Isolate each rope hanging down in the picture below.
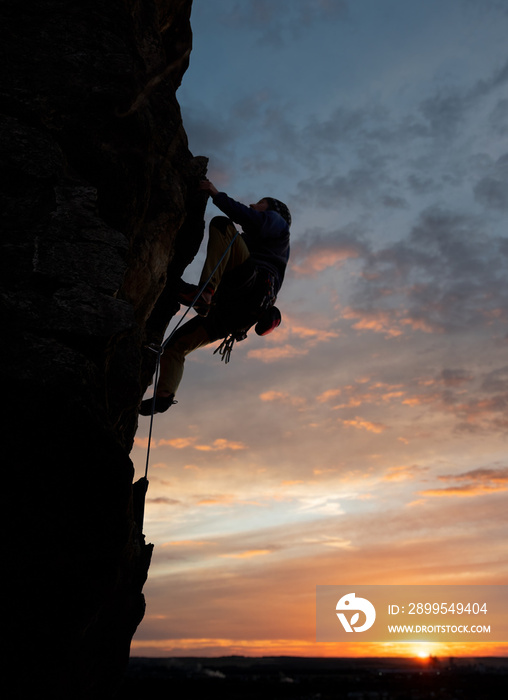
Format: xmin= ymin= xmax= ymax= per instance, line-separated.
xmin=140 ymin=228 xmax=241 ymax=525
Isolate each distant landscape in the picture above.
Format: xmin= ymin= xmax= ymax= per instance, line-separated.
xmin=117 ymin=656 xmax=508 ymax=699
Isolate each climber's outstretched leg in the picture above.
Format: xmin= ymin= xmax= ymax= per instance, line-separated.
xmin=139 ymin=316 xmax=213 ymax=415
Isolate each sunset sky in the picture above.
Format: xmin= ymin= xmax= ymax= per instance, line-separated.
xmin=131 ymin=0 xmax=508 ymax=658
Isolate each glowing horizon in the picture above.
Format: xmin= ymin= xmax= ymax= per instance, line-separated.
xmin=131 ymin=636 xmax=508 ymax=660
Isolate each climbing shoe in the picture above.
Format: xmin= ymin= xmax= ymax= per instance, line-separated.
xmin=139 ymin=393 xmax=176 ymax=416
xmin=178 ymin=282 xmax=214 ymax=316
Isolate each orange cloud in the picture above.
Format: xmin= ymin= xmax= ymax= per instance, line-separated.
xmin=289 ymin=324 xmax=339 ymax=345
xmin=342 ymin=307 xmax=439 ymax=337
xmin=154 ymin=436 xmax=246 ymax=451
xmin=342 ymin=307 xmax=403 ymax=337
xmin=318 ymin=381 xmax=410 ymax=411
xmin=342 ymin=416 xmax=388 ymax=433
xmin=333 ymin=397 xmax=365 ymax=408
xmin=194 ymin=438 xmax=246 ymax=451
xmin=382 ymin=391 xmax=405 ymax=401
xmin=248 ymin=344 xmax=309 ymax=362
xmin=158 ymin=436 xmax=197 ymax=449
xmin=263 ymin=314 xmax=339 ymax=345
xmin=247 ymin=315 xmax=338 ymax=363
xmin=259 ymin=390 xmax=306 ymax=408
xmin=292 ymin=247 xmax=361 ymax=276
xmin=220 ymin=549 xmax=273 ymax=559
xmin=192 ymin=494 xmax=263 ymax=508
xmin=162 ymin=540 xmax=211 ymax=548
xmin=196 ymin=494 xmax=237 ymax=506
xmin=420 ymin=484 xmax=507 ymax=497
xmin=383 ymin=465 xmax=427 ymax=482
xmin=260 ymin=390 xmax=286 ymax=402
xmin=400 ymin=316 xmax=439 ymax=334
xmin=316 ymin=388 xmax=342 ymax=403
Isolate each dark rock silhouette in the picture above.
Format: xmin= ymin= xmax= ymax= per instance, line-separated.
xmin=1 ymin=1 xmax=206 ymax=697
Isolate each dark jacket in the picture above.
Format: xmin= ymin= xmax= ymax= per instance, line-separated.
xmin=212 ymin=192 xmax=290 ymax=294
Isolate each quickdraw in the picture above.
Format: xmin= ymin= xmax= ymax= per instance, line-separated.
xmin=213 ymin=329 xmax=248 ymax=364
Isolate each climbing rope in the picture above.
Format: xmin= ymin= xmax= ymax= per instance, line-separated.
xmin=139 ymin=228 xmax=241 ymax=528
xmin=143 ymin=344 xmax=162 ymax=481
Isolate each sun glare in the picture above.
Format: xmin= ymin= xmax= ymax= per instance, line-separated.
xmin=411 ymin=644 xmax=434 ymax=660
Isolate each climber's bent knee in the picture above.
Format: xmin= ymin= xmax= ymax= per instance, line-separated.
xmin=210 ymin=216 xmax=237 ymax=238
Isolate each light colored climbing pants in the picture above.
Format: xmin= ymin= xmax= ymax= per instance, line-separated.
xmin=198 ymin=216 xmax=250 ymax=291
xmin=157 ymin=320 xmax=210 ymax=396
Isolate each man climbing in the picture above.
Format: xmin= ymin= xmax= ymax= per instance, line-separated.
xmin=139 ymin=179 xmax=291 ymax=415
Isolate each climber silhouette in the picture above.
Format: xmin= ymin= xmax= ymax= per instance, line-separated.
xmin=140 ymin=178 xmax=291 ymax=414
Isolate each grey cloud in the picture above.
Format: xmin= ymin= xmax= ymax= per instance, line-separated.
xmin=349 ymin=206 xmax=508 ymax=333
xmin=419 ymin=89 xmax=467 ymax=140
xmin=296 ymin=165 xmax=396 ymax=209
xmin=421 ymin=466 xmax=508 ymax=495
xmin=407 ymin=173 xmax=437 ymax=195
xmin=381 ymin=194 xmax=407 ymax=209
xmin=181 ymin=91 xmax=301 ymax=182
xmin=291 ymin=58 xmax=508 ymax=213
xmin=299 ymin=105 xmax=429 ymax=169
xmin=224 ymin=0 xmax=349 ymax=47
xmin=418 ymin=58 xmax=508 ymax=141
xmin=147 ymin=497 xmax=181 ymax=506
xmin=291 ymin=62 xmax=508 ymax=211
xmin=181 ymin=102 xmax=238 ymax=155
xmin=183 ymin=56 xmax=508 ymax=213
xmin=301 ymin=105 xmax=389 ymax=153
xmin=438 ymin=467 xmax=508 ymax=483
xmin=473 ymin=57 xmax=508 ymax=96
xmin=489 ymin=98 xmax=508 ymax=136
xmin=481 ymin=366 xmax=508 ymax=393
xmin=473 ymin=153 xmax=508 ymax=211
xmin=440 ymin=369 xmax=474 ymax=387
xmin=461 ymin=0 xmax=508 ymax=18
xmin=374 ymin=364 xmax=508 ymax=436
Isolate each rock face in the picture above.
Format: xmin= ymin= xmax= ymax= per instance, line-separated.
xmin=1 ymin=1 xmax=206 ymax=696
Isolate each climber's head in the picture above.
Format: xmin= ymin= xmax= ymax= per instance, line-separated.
xmin=250 ymin=197 xmax=291 ymax=227
xmin=265 ymin=197 xmax=291 ymax=227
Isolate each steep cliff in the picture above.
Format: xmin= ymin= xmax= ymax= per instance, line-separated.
xmin=1 ymin=1 xmax=206 ymax=697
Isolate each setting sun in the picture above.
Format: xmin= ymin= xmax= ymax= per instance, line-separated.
xmin=414 ymin=647 xmax=432 ymax=659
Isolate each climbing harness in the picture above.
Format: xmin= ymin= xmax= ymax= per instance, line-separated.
xmin=213 ymin=273 xmax=280 ymax=364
